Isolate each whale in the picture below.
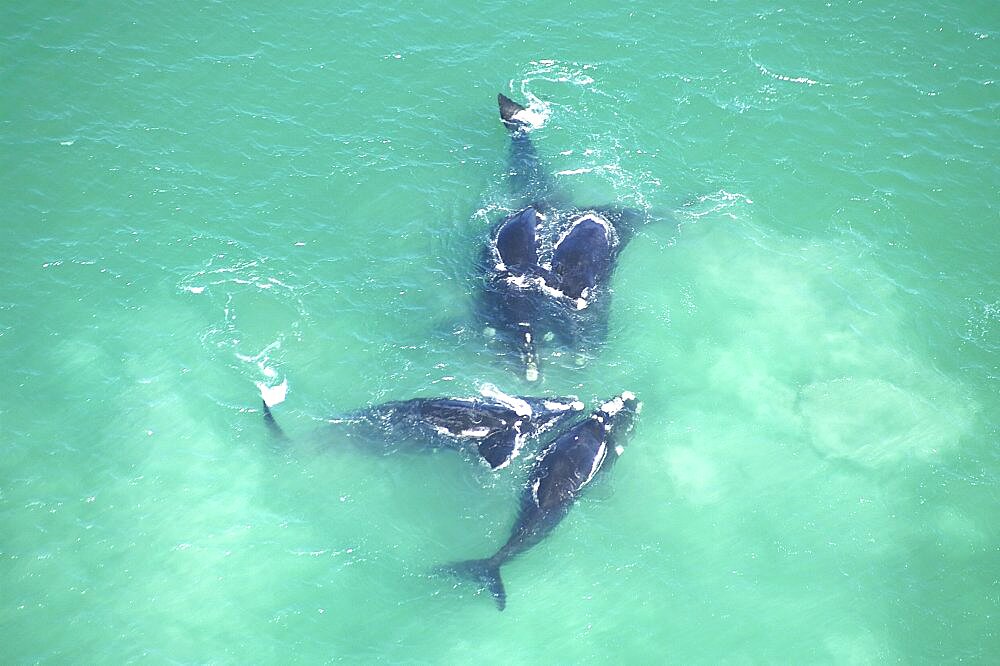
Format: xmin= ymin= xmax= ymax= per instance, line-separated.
xmin=262 ymin=384 xmax=584 ymax=470
xmin=441 ymin=390 xmax=640 ymax=609
xmin=477 ymin=94 xmax=649 ymax=380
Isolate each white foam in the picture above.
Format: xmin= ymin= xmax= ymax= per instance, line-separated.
xmin=479 ymin=384 xmax=533 ymax=417
xmin=510 ymin=103 xmax=549 ymax=130
xmin=525 ymin=364 xmax=539 ymax=382
xmin=599 ymin=391 xmax=635 ymax=416
xmin=600 ymin=396 xmax=623 ymax=415
xmin=552 ymin=212 xmax=616 ymax=252
xmin=257 ymin=378 xmax=288 ymax=407
xmin=504 ymin=273 xmax=583 ymax=308
xmin=543 ymin=399 xmax=584 ymax=412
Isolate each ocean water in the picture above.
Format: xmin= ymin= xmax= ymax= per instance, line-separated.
xmin=2 ymin=1 xmax=997 ymax=663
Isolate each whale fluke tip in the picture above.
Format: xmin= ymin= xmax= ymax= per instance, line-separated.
xmin=440 ymin=558 xmax=507 ymax=611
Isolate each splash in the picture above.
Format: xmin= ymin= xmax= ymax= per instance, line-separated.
xmin=256 ymin=377 xmax=288 ymax=408
xmin=179 ymin=247 xmax=307 ymax=410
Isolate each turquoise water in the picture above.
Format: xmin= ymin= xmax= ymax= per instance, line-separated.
xmin=2 ymin=1 xmax=998 ymax=662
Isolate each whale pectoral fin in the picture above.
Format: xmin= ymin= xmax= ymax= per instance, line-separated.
xmin=498 ymin=93 xmax=528 ymax=129
xmin=477 ymin=430 xmax=518 ymax=470
xmin=495 ymin=207 xmax=539 ymax=268
xmin=262 ymin=400 xmax=289 ymax=442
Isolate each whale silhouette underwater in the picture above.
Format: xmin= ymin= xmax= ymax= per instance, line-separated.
xmin=257 ymin=92 xmax=652 ymax=611
xmin=476 ymin=93 xmax=653 ymax=381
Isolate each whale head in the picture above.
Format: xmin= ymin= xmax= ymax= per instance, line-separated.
xmin=596 ymin=391 xmax=641 ymax=456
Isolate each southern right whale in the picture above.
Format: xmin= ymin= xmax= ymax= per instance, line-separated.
xmin=441 ymin=390 xmax=640 ymax=609
xmin=477 ymin=94 xmax=650 ymax=381
xmin=262 ymin=384 xmax=584 ymax=471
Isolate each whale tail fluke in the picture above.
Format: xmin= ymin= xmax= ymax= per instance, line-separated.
xmin=262 ymin=400 xmax=289 ymax=441
xmin=498 ymin=93 xmax=528 ymax=131
xmin=441 ymin=558 xmax=507 ymax=611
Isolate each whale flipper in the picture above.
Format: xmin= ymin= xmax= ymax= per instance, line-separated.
xmin=477 ymin=430 xmax=518 ymax=470
xmin=443 ymin=558 xmax=507 ymax=611
xmin=498 ymin=93 xmax=528 ymax=130
xmin=262 ymin=400 xmax=289 ymax=441
xmin=495 ymin=206 xmax=539 ymax=269
xmin=551 ymin=216 xmax=613 ymax=300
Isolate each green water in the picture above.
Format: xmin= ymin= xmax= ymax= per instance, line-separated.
xmin=2 ymin=1 xmax=997 ymax=663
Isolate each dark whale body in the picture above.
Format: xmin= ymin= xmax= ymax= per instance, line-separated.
xmin=263 ymin=387 xmax=583 ymax=470
xmin=442 ymin=391 xmax=640 ymax=609
xmin=477 ymin=94 xmax=648 ymax=380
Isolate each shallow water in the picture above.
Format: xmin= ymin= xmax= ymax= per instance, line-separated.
xmin=2 ymin=2 xmax=998 ymax=663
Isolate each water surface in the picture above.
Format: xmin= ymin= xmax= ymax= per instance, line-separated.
xmin=2 ymin=2 xmax=997 ymax=663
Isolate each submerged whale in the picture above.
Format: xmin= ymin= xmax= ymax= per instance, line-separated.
xmin=477 ymin=94 xmax=648 ymax=381
xmin=441 ymin=390 xmax=640 ymax=609
xmin=262 ymin=385 xmax=584 ymax=470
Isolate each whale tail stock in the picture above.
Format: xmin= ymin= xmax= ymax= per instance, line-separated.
xmin=498 ymin=93 xmax=528 ymax=131
xmin=440 ymin=558 xmax=507 ymax=611
xmin=261 ymin=400 xmax=289 ymax=441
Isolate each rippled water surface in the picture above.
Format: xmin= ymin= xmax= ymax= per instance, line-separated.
xmin=2 ymin=2 xmax=998 ymax=663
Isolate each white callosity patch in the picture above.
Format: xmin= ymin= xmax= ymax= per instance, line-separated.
xmin=525 ymin=364 xmax=539 ymax=382
xmin=433 ymin=425 xmax=491 ymax=439
xmin=543 ymin=399 xmax=584 ymax=413
xmin=599 ymin=391 xmax=635 ymax=416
